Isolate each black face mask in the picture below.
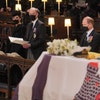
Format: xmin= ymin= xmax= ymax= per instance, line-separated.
xmin=29 ymin=15 xmax=36 ymax=21
xmin=13 ymin=20 xmax=19 ymax=24
xmin=81 ymin=26 xmax=89 ymax=32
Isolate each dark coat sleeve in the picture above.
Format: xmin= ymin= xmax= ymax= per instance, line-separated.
xmin=90 ymin=33 xmax=100 ymax=52
xmin=79 ymin=30 xmax=100 ymax=53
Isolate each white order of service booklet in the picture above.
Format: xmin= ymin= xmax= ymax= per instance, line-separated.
xmin=8 ymin=36 xmax=28 ymax=45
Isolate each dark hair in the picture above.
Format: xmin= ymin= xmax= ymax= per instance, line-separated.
xmin=12 ymin=11 xmax=21 ymax=17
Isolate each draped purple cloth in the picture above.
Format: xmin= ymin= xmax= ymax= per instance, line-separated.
xmin=12 ymin=86 xmax=19 ymax=100
xmin=12 ymin=54 xmax=51 ymax=100
xmin=32 ymin=54 xmax=51 ymax=100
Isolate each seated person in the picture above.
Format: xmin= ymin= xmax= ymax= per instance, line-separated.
xmin=8 ymin=11 xmax=27 ymax=58
xmin=80 ymin=16 xmax=100 ymax=53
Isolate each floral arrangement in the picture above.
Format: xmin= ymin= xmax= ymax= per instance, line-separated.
xmin=47 ymin=39 xmax=78 ymax=56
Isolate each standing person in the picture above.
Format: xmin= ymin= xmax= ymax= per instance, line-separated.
xmin=8 ymin=11 xmax=27 ymax=58
xmin=22 ymin=7 xmax=47 ymax=60
xmin=80 ymin=16 xmax=100 ymax=52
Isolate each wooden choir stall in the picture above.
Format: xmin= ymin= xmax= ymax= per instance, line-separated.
xmin=0 ymin=52 xmax=35 ymax=99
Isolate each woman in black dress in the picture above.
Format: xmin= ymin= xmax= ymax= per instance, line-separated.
xmin=9 ymin=11 xmax=27 ymax=58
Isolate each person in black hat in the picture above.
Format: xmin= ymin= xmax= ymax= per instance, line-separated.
xmin=8 ymin=10 xmax=27 ymax=58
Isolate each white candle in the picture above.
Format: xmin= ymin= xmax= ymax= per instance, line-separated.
xmin=18 ymin=0 xmax=20 ymax=4
xmin=42 ymin=0 xmax=47 ymax=2
xmin=58 ymin=2 xmax=60 ymax=14
xmin=56 ymin=0 xmax=62 ymax=2
xmin=43 ymin=2 xmax=46 ymax=13
xmin=56 ymin=0 xmax=62 ymax=14
xmin=30 ymin=1 xmax=32 ymax=8
xmin=42 ymin=0 xmax=47 ymax=14
xmin=29 ymin=0 xmax=34 ymax=8
xmin=6 ymin=0 xmax=8 ymax=8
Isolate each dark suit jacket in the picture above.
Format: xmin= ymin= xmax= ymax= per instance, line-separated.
xmin=80 ymin=30 xmax=100 ymax=52
xmin=25 ymin=20 xmax=47 ymax=60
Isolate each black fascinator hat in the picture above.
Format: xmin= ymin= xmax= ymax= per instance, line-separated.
xmin=12 ymin=10 xmax=21 ymax=17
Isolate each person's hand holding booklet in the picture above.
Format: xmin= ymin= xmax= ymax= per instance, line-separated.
xmin=8 ymin=36 xmax=29 ymax=45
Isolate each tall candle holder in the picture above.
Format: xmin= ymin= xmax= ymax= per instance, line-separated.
xmin=56 ymin=0 xmax=62 ymax=15
xmin=29 ymin=0 xmax=34 ymax=8
xmin=42 ymin=0 xmax=47 ymax=15
xmin=16 ymin=0 xmax=20 ymax=4
xmin=64 ymin=19 xmax=71 ymax=39
xmin=48 ymin=17 xmax=55 ymax=37
xmin=6 ymin=0 xmax=8 ymax=9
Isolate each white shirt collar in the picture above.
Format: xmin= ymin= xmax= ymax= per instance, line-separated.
xmin=32 ymin=18 xmax=38 ymax=26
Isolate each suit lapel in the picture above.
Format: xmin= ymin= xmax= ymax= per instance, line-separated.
xmin=28 ymin=20 xmax=39 ymax=40
xmin=80 ymin=30 xmax=95 ymax=46
xmin=80 ymin=32 xmax=87 ymax=46
xmin=88 ymin=30 xmax=94 ymax=37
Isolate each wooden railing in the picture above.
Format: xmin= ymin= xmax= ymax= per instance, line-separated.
xmin=0 ymin=53 xmax=35 ymax=99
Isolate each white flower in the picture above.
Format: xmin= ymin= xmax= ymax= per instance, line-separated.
xmin=47 ymin=39 xmax=78 ymax=56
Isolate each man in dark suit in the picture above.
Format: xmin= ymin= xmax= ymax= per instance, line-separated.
xmin=22 ymin=7 xmax=47 ymax=60
xmin=80 ymin=16 xmax=100 ymax=52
